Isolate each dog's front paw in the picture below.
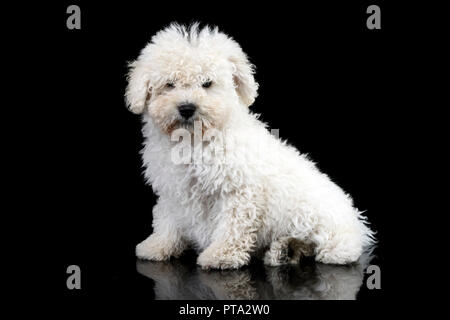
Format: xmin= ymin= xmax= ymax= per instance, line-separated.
xmin=136 ymin=235 xmax=172 ymax=261
xmin=197 ymin=246 xmax=249 ymax=270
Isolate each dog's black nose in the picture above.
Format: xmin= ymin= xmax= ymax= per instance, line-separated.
xmin=178 ymin=103 xmax=196 ymax=119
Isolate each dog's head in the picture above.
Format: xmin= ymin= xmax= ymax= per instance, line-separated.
xmin=125 ymin=23 xmax=258 ymax=134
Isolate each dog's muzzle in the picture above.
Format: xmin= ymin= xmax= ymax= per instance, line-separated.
xmin=178 ymin=103 xmax=197 ymax=119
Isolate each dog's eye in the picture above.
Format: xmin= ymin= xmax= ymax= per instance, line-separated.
xmin=202 ymin=81 xmax=212 ymax=88
xmin=165 ymin=82 xmax=175 ymax=89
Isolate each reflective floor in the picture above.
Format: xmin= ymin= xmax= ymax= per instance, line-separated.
xmin=136 ymin=249 xmax=375 ymax=300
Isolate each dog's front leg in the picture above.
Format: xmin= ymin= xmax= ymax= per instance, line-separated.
xmin=136 ymin=200 xmax=187 ymax=261
xmin=197 ymin=196 xmax=260 ymax=270
xmin=136 ymin=232 xmax=186 ymax=261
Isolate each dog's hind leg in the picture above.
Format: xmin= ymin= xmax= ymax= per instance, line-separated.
xmin=314 ymin=233 xmax=363 ymax=265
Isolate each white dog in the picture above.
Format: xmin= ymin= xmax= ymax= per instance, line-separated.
xmin=126 ymin=23 xmax=375 ymax=269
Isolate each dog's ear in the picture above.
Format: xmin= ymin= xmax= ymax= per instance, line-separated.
xmin=125 ymin=60 xmax=151 ymax=114
xmin=228 ymin=44 xmax=259 ymax=107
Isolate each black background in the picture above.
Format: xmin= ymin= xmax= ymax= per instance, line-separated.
xmin=13 ymin=0 xmax=422 ymax=314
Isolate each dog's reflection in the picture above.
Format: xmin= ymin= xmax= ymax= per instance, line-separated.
xmin=136 ymin=251 xmax=373 ymax=300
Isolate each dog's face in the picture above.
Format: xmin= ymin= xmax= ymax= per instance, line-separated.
xmin=126 ymin=24 xmax=259 ymax=134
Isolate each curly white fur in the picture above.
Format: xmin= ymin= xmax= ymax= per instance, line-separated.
xmin=126 ymin=23 xmax=375 ymax=269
